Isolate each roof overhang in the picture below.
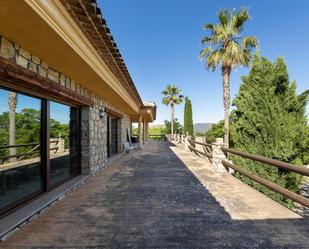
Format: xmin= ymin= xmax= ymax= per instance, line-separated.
xmin=0 ymin=0 xmax=141 ymax=115
xmin=131 ymin=102 xmax=157 ymax=123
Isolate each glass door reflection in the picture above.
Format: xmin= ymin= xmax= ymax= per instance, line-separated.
xmin=49 ymin=101 xmax=80 ymax=187
xmin=0 ymin=88 xmax=43 ymax=213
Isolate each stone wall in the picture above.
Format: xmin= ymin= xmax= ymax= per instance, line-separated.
xmin=82 ymin=97 xmax=131 ymax=175
xmin=0 ymin=35 xmax=131 ymax=176
xmin=0 ymin=36 xmax=91 ymax=99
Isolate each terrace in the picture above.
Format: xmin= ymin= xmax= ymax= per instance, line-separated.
xmin=0 ymin=140 xmax=308 ymax=248
xmin=0 ymin=0 xmax=308 ymax=247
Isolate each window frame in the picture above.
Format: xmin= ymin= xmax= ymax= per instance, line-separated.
xmin=0 ymin=85 xmax=81 ymax=217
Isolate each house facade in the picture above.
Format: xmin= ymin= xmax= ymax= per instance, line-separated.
xmin=0 ymin=0 xmax=156 ymax=231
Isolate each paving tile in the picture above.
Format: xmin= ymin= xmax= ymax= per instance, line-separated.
xmin=1 ymin=141 xmax=308 ymax=248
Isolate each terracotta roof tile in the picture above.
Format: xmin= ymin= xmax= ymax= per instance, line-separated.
xmin=61 ymin=0 xmax=143 ymax=107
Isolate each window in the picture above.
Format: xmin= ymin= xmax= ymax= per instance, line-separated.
xmin=0 ymin=87 xmax=80 ymax=215
xmin=0 ymin=89 xmax=43 ymax=213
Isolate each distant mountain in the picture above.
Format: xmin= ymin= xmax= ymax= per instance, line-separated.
xmin=194 ymin=123 xmax=213 ymax=134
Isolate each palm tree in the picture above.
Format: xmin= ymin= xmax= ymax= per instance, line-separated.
xmin=200 ymin=8 xmax=257 ymax=147
xmin=162 ymin=85 xmax=184 ymax=137
xmin=9 ymin=92 xmax=17 ymax=162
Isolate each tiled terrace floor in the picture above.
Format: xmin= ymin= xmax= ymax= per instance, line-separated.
xmin=1 ymin=141 xmax=309 ymax=248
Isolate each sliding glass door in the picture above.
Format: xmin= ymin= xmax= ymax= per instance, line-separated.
xmin=0 ymin=88 xmax=43 ymax=214
xmin=0 ymin=87 xmax=80 ymax=216
xmin=49 ymin=101 xmax=80 ymax=187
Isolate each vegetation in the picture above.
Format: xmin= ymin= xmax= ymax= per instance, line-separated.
xmin=132 ymin=127 xmax=138 ymax=136
xmin=230 ymin=53 xmax=309 ymax=207
xmin=0 ymin=108 xmax=69 ymax=162
xmin=164 ymin=119 xmax=183 ymax=134
xmin=200 ymin=8 xmax=257 ymax=147
xmin=162 ymin=85 xmax=184 ymax=136
xmin=204 ymin=120 xmax=224 ymax=142
xmin=132 ymin=125 xmax=165 ymax=136
xmin=148 ymin=125 xmax=165 ymax=135
xmin=183 ymin=97 xmax=194 ymax=136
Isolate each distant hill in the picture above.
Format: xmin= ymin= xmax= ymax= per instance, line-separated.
xmin=194 ymin=123 xmax=213 ymax=134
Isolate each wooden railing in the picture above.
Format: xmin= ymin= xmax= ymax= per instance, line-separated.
xmin=183 ymin=138 xmax=309 ymax=208
xmin=148 ymin=134 xmax=166 ymax=141
xmin=0 ymin=139 xmax=64 ymax=164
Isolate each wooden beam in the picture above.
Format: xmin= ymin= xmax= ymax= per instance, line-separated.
xmin=105 ymin=107 xmax=123 ymax=118
xmin=0 ymin=57 xmax=93 ymax=107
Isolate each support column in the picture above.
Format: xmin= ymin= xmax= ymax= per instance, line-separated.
xmin=146 ymin=122 xmax=149 ymax=141
xmin=129 ymin=122 xmax=133 ymax=144
xmin=143 ymin=120 xmax=147 ymax=144
xmin=138 ymin=115 xmax=143 ymax=148
xmin=130 ymin=122 xmax=133 ymax=135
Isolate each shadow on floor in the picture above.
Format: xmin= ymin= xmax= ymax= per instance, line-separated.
xmin=1 ymin=141 xmax=308 ymax=248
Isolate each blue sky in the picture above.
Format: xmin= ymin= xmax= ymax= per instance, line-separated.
xmin=99 ymin=0 xmax=309 ymax=125
xmin=0 ymin=90 xmax=70 ymax=124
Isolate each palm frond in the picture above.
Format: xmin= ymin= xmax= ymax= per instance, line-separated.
xmin=206 ymin=50 xmax=222 ymax=70
xmin=240 ymin=49 xmax=252 ymax=66
xmin=162 ymin=97 xmax=170 ymax=105
xmin=201 ymin=8 xmax=256 ymax=69
xmin=231 ymin=8 xmax=249 ymax=32
xmin=218 ymin=9 xmax=230 ymax=26
xmin=204 ymin=23 xmax=214 ymax=31
xmin=201 ymin=36 xmax=213 ymax=44
xmin=242 ymin=36 xmax=258 ymax=49
xmin=161 ymin=85 xmax=184 ymax=107
xmin=174 ymin=95 xmax=184 ymax=104
xmin=200 ymin=47 xmax=213 ymax=59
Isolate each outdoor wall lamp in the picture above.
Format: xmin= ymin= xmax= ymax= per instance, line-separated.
xmin=99 ymin=108 xmax=105 ymax=119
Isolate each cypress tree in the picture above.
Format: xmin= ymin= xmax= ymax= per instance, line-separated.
xmin=231 ymin=53 xmax=309 ymax=207
xmin=183 ymin=97 xmax=189 ymax=134
xmin=187 ymin=98 xmax=194 ymax=136
xmin=184 ymin=97 xmax=194 ymax=136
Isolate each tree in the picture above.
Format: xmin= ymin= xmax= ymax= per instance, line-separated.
xmin=183 ymin=97 xmax=194 ymax=136
xmin=8 ymin=92 xmax=17 ymax=162
xmin=231 ymin=53 xmax=309 ymax=207
xmin=200 ymin=8 xmax=257 ymax=147
xmin=0 ymin=112 xmax=9 ymax=160
xmin=148 ymin=125 xmax=165 ymax=135
xmin=164 ymin=119 xmax=183 ymax=135
xmin=162 ymin=85 xmax=184 ymax=136
xmin=0 ymin=108 xmax=69 ymax=162
xmin=204 ymin=120 xmax=224 ymax=142
xmin=132 ymin=127 xmax=138 ymax=136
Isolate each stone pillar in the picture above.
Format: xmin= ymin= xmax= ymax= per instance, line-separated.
xmin=195 ymin=136 xmax=205 ymax=151
xmin=57 ymin=138 xmax=65 ymax=153
xmin=138 ymin=115 xmax=143 ymax=148
xmin=145 ymin=122 xmax=149 ymax=142
xmin=178 ymin=135 xmax=182 ymax=143
xmin=130 ymin=122 xmax=133 ymax=136
xmin=143 ymin=120 xmax=147 ymax=144
xmin=81 ymin=107 xmax=91 ymax=175
xmin=211 ymin=138 xmax=228 ymax=172
xmin=184 ymin=135 xmax=191 ymax=152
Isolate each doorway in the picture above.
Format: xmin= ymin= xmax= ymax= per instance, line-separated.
xmin=107 ymin=116 xmax=118 ymax=157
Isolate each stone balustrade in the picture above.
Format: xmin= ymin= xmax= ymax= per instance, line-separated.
xmin=170 ymin=134 xmax=231 ymax=173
